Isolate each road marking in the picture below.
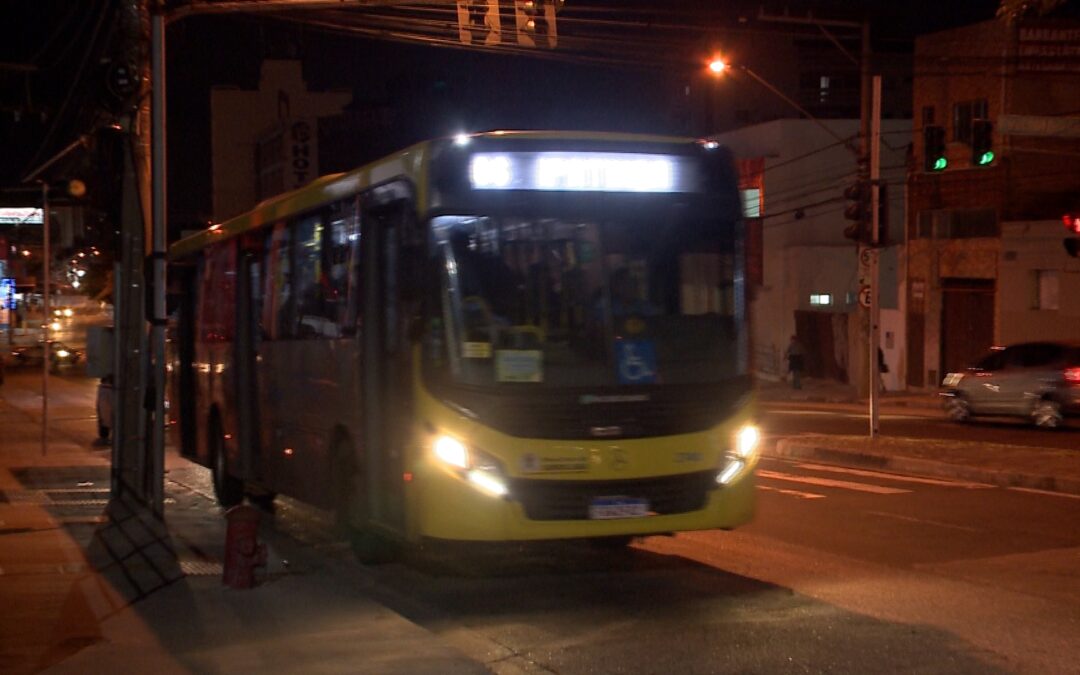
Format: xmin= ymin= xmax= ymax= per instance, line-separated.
xmin=757 ymin=485 xmax=826 ymax=500
xmin=866 ymin=510 xmax=980 ymax=532
xmin=1007 ymin=487 xmax=1080 ymax=500
xmin=757 ymin=469 xmax=911 ymax=494
xmin=794 ymin=463 xmax=995 ymax=489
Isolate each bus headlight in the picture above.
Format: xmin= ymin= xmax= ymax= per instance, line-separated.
xmin=434 ymin=435 xmax=469 ymax=469
xmin=717 ymin=424 xmax=760 ymax=485
xmin=432 ymin=435 xmax=509 ymax=498
xmin=735 ymin=424 xmax=761 ymax=459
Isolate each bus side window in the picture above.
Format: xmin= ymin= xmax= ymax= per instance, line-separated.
xmin=292 ymin=213 xmax=332 ymax=338
xmin=262 ymin=222 xmax=291 ymax=341
xmin=328 ymin=197 xmax=361 ymax=336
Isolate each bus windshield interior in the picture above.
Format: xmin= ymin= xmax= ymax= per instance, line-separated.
xmin=425 ymin=208 xmax=744 ymax=389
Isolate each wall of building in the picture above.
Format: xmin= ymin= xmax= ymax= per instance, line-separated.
xmin=906 ymin=18 xmax=1080 ymax=387
xmin=999 ymin=220 xmax=1080 ymax=343
xmin=715 ymin=118 xmax=911 ymax=382
xmin=210 ymin=60 xmax=351 ymax=222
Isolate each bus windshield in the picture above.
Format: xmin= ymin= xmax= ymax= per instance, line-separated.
xmin=425 ymin=208 xmax=744 ymax=390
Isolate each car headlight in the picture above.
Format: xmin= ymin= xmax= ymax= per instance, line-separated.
xmin=432 ymin=435 xmax=508 ymax=497
xmin=942 ymin=372 xmax=965 ymax=387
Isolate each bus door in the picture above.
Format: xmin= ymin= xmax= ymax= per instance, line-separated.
xmin=361 ymin=193 xmax=419 ymax=533
xmin=173 ymin=266 xmax=198 ymax=459
xmin=235 ymin=246 xmax=262 ymax=484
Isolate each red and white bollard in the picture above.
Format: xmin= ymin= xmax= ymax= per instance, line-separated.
xmin=222 ymin=504 xmax=267 ymax=589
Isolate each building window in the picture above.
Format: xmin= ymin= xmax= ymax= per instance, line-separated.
xmin=810 ymin=293 xmax=832 ymax=306
xmin=1033 ymin=270 xmax=1060 ymax=310
xmin=740 ymin=188 xmax=761 ymax=218
xmin=953 ymin=98 xmax=988 ymax=143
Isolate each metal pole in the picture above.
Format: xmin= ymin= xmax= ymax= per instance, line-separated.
xmin=869 ymin=76 xmax=881 ymax=437
xmin=150 ymin=11 xmax=167 ymax=516
xmin=40 ymin=182 xmax=49 ymax=456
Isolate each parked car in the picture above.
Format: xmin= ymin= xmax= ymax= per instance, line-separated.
xmin=940 ymin=341 xmax=1080 ymax=428
xmin=7 ymin=341 xmax=84 ymax=372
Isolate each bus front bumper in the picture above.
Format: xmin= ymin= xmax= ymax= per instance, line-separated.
xmin=413 ymin=462 xmax=756 ymax=542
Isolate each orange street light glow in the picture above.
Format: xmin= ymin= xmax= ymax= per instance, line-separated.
xmin=708 ymin=59 xmax=727 ymax=75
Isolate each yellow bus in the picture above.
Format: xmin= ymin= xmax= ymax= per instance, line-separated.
xmin=169 ymin=131 xmax=759 ymax=553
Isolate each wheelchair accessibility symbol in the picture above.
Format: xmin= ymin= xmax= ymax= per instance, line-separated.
xmin=616 ymin=340 xmax=658 ymax=384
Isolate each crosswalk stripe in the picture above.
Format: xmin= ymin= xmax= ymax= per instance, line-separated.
xmin=758 ymin=485 xmax=825 ymax=500
xmin=1007 ymin=487 xmax=1080 ymax=500
xmin=794 ymin=463 xmax=995 ymax=489
xmin=757 ymin=469 xmax=911 ymax=494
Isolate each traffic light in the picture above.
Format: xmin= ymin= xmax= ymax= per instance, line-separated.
xmin=1064 ymin=213 xmax=1080 ymax=257
xmin=924 ymin=124 xmax=947 ymax=172
xmin=972 ymin=119 xmax=994 ymax=166
xmin=843 ymin=180 xmax=871 ymax=244
xmin=843 ymin=180 xmax=890 ymax=246
xmin=514 ymin=0 xmax=559 ymax=48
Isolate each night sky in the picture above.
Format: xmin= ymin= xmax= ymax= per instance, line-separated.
xmin=1 ymin=0 xmax=1002 ymax=223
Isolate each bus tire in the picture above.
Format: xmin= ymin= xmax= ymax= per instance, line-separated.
xmin=210 ymin=414 xmax=243 ymax=507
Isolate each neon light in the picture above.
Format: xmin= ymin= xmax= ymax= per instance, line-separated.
xmin=469 ymin=152 xmax=688 ymax=193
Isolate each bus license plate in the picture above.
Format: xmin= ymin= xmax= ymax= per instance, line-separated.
xmin=588 ymin=496 xmax=649 ymax=520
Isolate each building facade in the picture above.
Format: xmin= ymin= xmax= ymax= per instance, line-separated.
xmin=907 ymin=18 xmax=1080 ymax=388
xmin=210 ymin=60 xmax=351 ymax=222
xmin=715 ymin=118 xmax=911 ymax=389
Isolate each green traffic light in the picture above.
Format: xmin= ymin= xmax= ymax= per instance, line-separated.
xmin=978 ymin=151 xmax=994 ymax=165
xmin=933 ymin=157 xmax=948 ymax=171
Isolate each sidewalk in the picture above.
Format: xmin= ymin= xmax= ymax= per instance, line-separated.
xmin=0 ymin=393 xmax=489 ymax=675
xmin=3 ymin=376 xmax=1078 ymax=674
xmin=758 ymin=377 xmax=1080 ymax=496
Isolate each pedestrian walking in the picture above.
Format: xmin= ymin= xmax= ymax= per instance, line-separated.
xmin=878 ymin=347 xmax=889 ymax=393
xmin=785 ymin=335 xmax=806 ymax=390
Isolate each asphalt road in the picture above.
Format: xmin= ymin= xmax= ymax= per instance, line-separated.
xmin=761 ymin=402 xmax=1080 ymax=450
xmin=349 ymin=457 xmax=1079 ymax=675
xmin=8 ymin=372 xmax=1079 ymax=673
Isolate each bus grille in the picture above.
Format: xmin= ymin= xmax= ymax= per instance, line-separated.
xmin=507 ymin=471 xmax=717 ymax=521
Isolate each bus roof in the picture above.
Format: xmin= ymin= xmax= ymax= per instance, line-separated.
xmin=168 ymin=130 xmax=707 ymax=260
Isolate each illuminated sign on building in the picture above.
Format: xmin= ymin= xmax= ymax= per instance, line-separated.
xmin=0 ymin=208 xmax=43 ymax=225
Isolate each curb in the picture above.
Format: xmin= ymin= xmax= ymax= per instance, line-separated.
xmin=769 ymin=439 xmax=1080 ymax=496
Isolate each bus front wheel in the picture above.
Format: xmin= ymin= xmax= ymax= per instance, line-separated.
xmin=210 ymin=415 xmax=243 ymax=507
